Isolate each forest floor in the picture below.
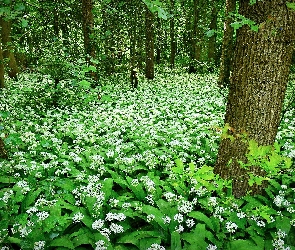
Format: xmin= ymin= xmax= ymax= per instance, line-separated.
xmin=0 ymin=71 xmax=295 ymax=249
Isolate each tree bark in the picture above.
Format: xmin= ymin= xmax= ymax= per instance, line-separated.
xmin=0 ymin=17 xmax=19 ymax=80
xmin=82 ymin=0 xmax=95 ymax=63
xmin=145 ymin=7 xmax=154 ymax=79
xmin=170 ymin=0 xmax=176 ymax=68
xmin=189 ymin=0 xmax=201 ymax=73
xmin=0 ymin=41 xmax=4 ymax=88
xmin=0 ymin=137 xmax=7 ymax=159
xmin=217 ymin=0 xmax=236 ymax=87
xmin=214 ymin=0 xmax=295 ymax=198
xmin=208 ymin=5 xmax=218 ymax=63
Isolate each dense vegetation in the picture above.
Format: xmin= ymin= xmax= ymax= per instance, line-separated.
xmin=1 ymin=0 xmax=295 ymax=249
xmin=0 ymin=70 xmax=295 ymax=249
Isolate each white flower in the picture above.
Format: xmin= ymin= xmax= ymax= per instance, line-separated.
xmin=95 ymin=240 xmax=108 ymax=250
xmin=174 ymin=213 xmax=184 ymax=223
xmin=237 ymin=212 xmax=246 ymax=219
xmin=175 ymin=224 xmax=184 ymax=233
xmin=105 ymin=212 xmax=126 ymax=222
xmin=146 ymin=194 xmax=154 ymax=205
xmin=36 ymin=211 xmax=49 ymax=221
xmin=109 ymin=223 xmax=124 ymax=234
xmin=34 ymin=241 xmax=46 ymax=250
xmin=163 ymin=216 xmax=171 ymax=224
xmin=207 ymin=244 xmax=218 ymax=250
xmin=277 ymin=229 xmax=287 ymax=239
xmin=72 ymin=212 xmax=84 ymax=223
xmin=208 ymin=197 xmax=218 ymax=207
xmin=147 ymin=243 xmax=166 ymax=250
xmin=92 ymin=219 xmax=104 ymax=230
xmin=186 ymin=219 xmax=195 ymax=228
xmin=225 ymin=221 xmax=238 ymax=233
xmin=256 ymin=220 xmax=265 ymax=227
xmin=147 ymin=214 xmax=155 ymax=222
xmin=178 ymin=200 xmax=193 ymax=214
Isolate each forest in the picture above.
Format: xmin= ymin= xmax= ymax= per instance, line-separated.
xmin=1 ymin=0 xmax=295 ymax=249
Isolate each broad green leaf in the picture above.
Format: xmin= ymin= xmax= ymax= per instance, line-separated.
xmin=79 ymin=80 xmax=91 ymax=89
xmin=50 ymin=236 xmax=75 ymax=249
xmin=171 ymin=231 xmax=182 ymax=250
xmin=287 ymin=2 xmax=295 ymax=10
xmin=21 ymin=19 xmax=28 ymax=28
xmin=142 ymin=205 xmax=166 ymax=229
xmin=229 ymin=239 xmax=261 ymax=250
xmin=187 ymin=211 xmax=214 ymax=230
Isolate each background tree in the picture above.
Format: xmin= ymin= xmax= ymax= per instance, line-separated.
xmin=214 ymin=0 xmax=295 ymax=198
xmin=145 ymin=6 xmax=155 ymax=79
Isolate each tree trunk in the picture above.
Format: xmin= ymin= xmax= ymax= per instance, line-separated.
xmin=170 ymin=0 xmax=176 ymax=68
xmin=207 ymin=5 xmax=218 ymax=63
xmin=0 ymin=42 xmax=4 ymax=88
xmin=189 ymin=0 xmax=201 ymax=73
xmin=145 ymin=7 xmax=154 ymax=79
xmin=214 ymin=0 xmax=295 ymax=198
xmin=0 ymin=138 xmax=7 ymax=159
xmin=217 ymin=0 xmax=236 ymax=87
xmin=82 ymin=0 xmax=95 ymax=62
xmin=0 ymin=17 xmax=19 ymax=80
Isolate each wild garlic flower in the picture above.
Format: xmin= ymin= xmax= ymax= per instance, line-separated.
xmin=92 ymin=219 xmax=104 ymax=230
xmin=147 ymin=243 xmax=166 ymax=250
xmin=105 ymin=212 xmax=126 ymax=222
xmin=147 ymin=214 xmax=155 ymax=222
xmin=33 ymin=241 xmax=46 ymax=250
xmin=174 ymin=213 xmax=184 ymax=223
xmin=186 ymin=219 xmax=195 ymax=228
xmin=178 ymin=200 xmax=193 ymax=214
xmin=225 ymin=221 xmax=238 ymax=233
xmin=72 ymin=212 xmax=84 ymax=223
xmin=36 ymin=211 xmax=49 ymax=222
xmin=109 ymin=223 xmax=124 ymax=234
xmin=95 ymin=240 xmax=107 ymax=250
xmin=0 ymin=190 xmax=14 ymax=203
xmin=207 ymin=244 xmax=218 ymax=250
xmin=175 ymin=224 xmax=184 ymax=233
xmin=162 ymin=216 xmax=171 ymax=224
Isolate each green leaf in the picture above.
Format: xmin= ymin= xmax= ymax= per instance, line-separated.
xmin=206 ymin=29 xmax=216 ymax=38
xmin=171 ymin=231 xmax=182 ymax=250
xmin=287 ymin=2 xmax=295 ymax=10
xmin=118 ymin=231 xmax=159 ymax=246
xmin=79 ymin=80 xmax=91 ymax=89
xmin=229 ymin=239 xmax=261 ymax=250
xmin=276 ymin=217 xmax=291 ymax=234
xmin=50 ymin=236 xmax=75 ymax=249
xmin=142 ymin=205 xmax=166 ymax=229
xmin=21 ymin=19 xmax=28 ymax=28
xmin=8 ymin=237 xmax=21 ymax=244
xmin=0 ymin=176 xmax=17 ymax=183
xmin=24 ymin=188 xmax=42 ymax=207
xmin=182 ymin=224 xmax=208 ymax=250
xmin=187 ymin=211 xmax=214 ymax=230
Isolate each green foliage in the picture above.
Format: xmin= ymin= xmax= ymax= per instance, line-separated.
xmin=0 ymin=72 xmax=295 ymax=249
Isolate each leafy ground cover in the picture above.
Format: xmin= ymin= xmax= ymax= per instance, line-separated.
xmin=0 ymin=70 xmax=295 ymax=250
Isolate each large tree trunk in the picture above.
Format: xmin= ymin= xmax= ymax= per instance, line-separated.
xmin=217 ymin=0 xmax=236 ymax=87
xmin=145 ymin=7 xmax=154 ymax=79
xmin=0 ymin=17 xmax=19 ymax=80
xmin=214 ymin=0 xmax=295 ymax=198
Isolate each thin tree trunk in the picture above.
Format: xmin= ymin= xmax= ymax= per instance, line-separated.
xmin=214 ymin=0 xmax=295 ymax=198
xmin=189 ymin=0 xmax=201 ymax=73
xmin=156 ymin=17 xmax=161 ymax=64
xmin=208 ymin=5 xmax=218 ymax=63
xmin=0 ymin=17 xmax=19 ymax=80
xmin=170 ymin=0 xmax=176 ymax=68
xmin=217 ymin=0 xmax=236 ymax=87
xmin=82 ymin=0 xmax=95 ymax=62
xmin=0 ymin=42 xmax=4 ymax=88
xmin=145 ymin=7 xmax=154 ymax=79
xmin=0 ymin=138 xmax=7 ymax=159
